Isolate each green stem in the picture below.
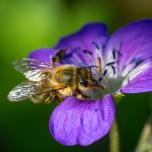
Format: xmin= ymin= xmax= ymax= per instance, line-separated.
xmin=109 ymin=119 xmax=120 ymax=152
xmin=135 ymin=116 xmax=152 ymax=152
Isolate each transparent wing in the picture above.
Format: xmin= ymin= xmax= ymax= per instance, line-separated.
xmin=8 ymin=81 xmax=51 ymax=102
xmin=13 ymin=58 xmax=53 ymax=81
xmin=13 ymin=58 xmax=51 ymax=72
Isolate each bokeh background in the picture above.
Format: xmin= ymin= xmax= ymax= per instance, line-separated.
xmin=0 ymin=0 xmax=152 ymax=152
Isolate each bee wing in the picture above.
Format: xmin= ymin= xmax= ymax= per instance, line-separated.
xmin=8 ymin=81 xmax=51 ymax=102
xmin=13 ymin=58 xmax=51 ymax=72
xmin=23 ymin=69 xmax=51 ymax=81
xmin=13 ymin=58 xmax=53 ymax=81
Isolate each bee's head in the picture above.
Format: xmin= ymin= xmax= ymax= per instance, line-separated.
xmin=77 ymin=66 xmax=106 ymax=100
xmin=78 ymin=67 xmax=96 ymax=88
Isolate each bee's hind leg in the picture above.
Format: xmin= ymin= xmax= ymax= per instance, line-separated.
xmin=44 ymin=96 xmax=54 ymax=104
xmin=55 ymin=93 xmax=63 ymax=103
xmin=44 ymin=91 xmax=56 ymax=104
xmin=44 ymin=91 xmax=63 ymax=104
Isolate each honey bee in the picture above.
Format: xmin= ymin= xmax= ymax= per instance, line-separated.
xmin=8 ymin=57 xmax=105 ymax=103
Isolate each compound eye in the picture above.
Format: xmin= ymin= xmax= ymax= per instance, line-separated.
xmin=80 ymin=78 xmax=88 ymax=87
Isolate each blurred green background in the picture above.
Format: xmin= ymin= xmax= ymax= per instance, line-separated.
xmin=0 ymin=0 xmax=152 ymax=151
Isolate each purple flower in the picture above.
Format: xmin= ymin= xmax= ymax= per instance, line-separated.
xmin=29 ymin=19 xmax=152 ymax=146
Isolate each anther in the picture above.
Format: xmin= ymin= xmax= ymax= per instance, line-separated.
xmin=94 ymin=108 xmax=99 ymax=112
xmin=112 ymin=48 xmax=122 ymax=57
xmin=130 ymin=58 xmax=136 ymax=64
xmin=82 ymin=49 xmax=93 ymax=55
xmin=129 ymin=58 xmax=143 ymax=70
xmin=103 ymin=69 xmax=108 ymax=76
xmin=112 ymin=49 xmax=116 ymax=59
xmin=111 ymin=66 xmax=116 ymax=75
xmin=134 ymin=58 xmax=143 ymax=68
xmin=92 ymin=41 xmax=100 ymax=50
xmin=106 ymin=61 xmax=116 ymax=66
xmin=98 ymin=69 xmax=108 ymax=82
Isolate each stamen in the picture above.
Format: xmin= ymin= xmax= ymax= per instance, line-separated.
xmin=98 ymin=69 xmax=107 ymax=82
xmin=122 ymin=58 xmax=144 ymax=77
xmin=94 ymin=109 xmax=99 ymax=112
xmin=81 ymin=48 xmax=93 ymax=63
xmin=103 ymin=69 xmax=108 ymax=76
xmin=82 ymin=49 xmax=93 ymax=55
xmin=112 ymin=49 xmax=116 ymax=59
xmin=106 ymin=61 xmax=116 ymax=66
xmin=111 ymin=66 xmax=116 ymax=75
xmin=133 ymin=58 xmax=143 ymax=68
xmin=130 ymin=58 xmax=136 ymax=64
xmin=92 ymin=41 xmax=100 ymax=50
xmin=97 ymin=57 xmax=102 ymax=76
xmin=112 ymin=48 xmax=122 ymax=58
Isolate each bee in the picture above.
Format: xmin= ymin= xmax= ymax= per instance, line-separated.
xmin=8 ymin=57 xmax=105 ymax=103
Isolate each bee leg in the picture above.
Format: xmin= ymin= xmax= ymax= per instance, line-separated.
xmin=55 ymin=93 xmax=63 ymax=103
xmin=44 ymin=96 xmax=54 ymax=104
xmin=51 ymin=49 xmax=66 ymax=67
xmin=44 ymin=91 xmax=56 ymax=104
xmin=51 ymin=56 xmax=58 ymax=67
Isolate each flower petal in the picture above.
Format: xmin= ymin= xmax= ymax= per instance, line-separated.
xmin=105 ymin=19 xmax=152 ymax=93
xmin=120 ymin=60 xmax=152 ymax=93
xmin=55 ymin=23 xmax=109 ymax=65
xmin=49 ymin=95 xmax=115 ymax=146
xmin=29 ymin=48 xmax=59 ymax=63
